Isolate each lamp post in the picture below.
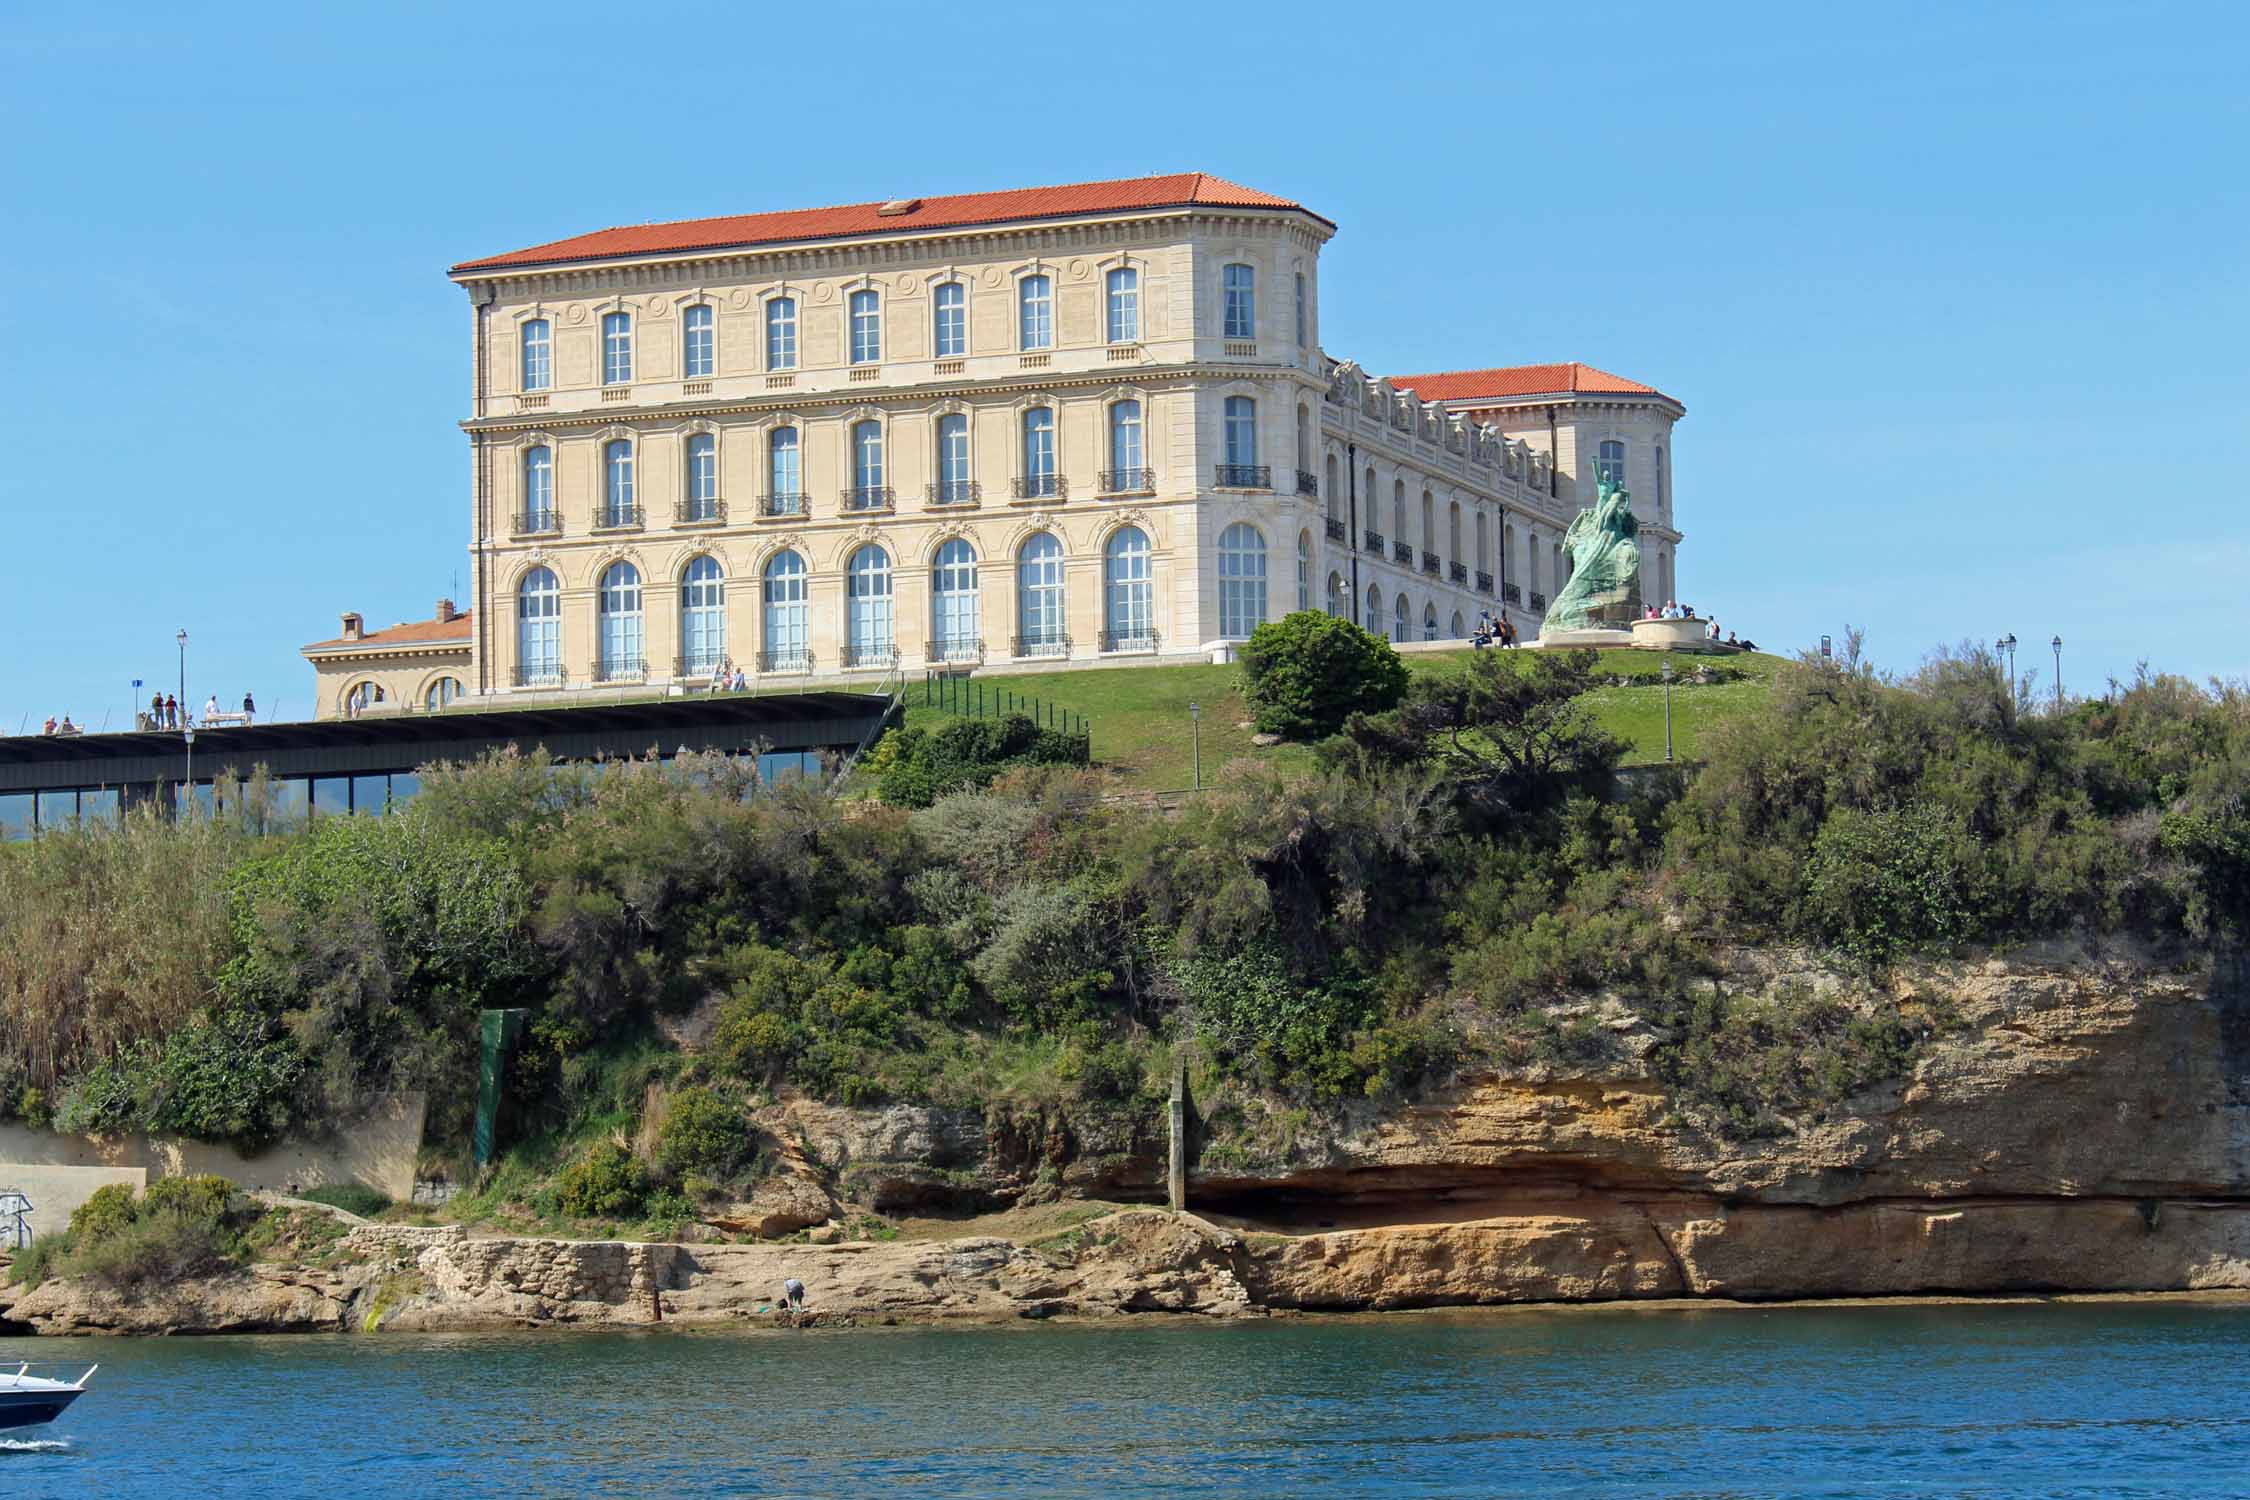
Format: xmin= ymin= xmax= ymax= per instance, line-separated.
xmin=1661 ymin=657 xmax=1674 ymax=762
xmin=1189 ymin=701 xmax=1201 ymax=792
xmin=1997 ymin=633 xmax=2018 ymax=699
xmin=2052 ymin=635 xmax=2063 ymax=710
xmin=182 ymin=726 xmax=195 ymax=819
xmin=175 ymin=628 xmax=187 ymax=716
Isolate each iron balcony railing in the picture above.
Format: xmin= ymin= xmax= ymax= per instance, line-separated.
xmin=1530 ymin=591 xmax=1547 ymax=611
xmin=1013 ymin=635 xmax=1071 ymax=660
xmin=1324 ymin=517 xmax=1347 ymax=543
xmin=925 ymin=637 xmax=985 ymax=665
xmin=1393 ymin=541 xmax=1414 ymax=564
xmin=513 ymin=661 xmax=564 ymax=687
xmin=841 ymin=643 xmax=898 ymax=669
xmin=512 ymin=510 xmax=560 ymax=536
xmin=1365 ymin=529 xmax=1385 ymax=553
xmin=1475 ymin=571 xmax=1494 ymax=594
xmin=1503 ymin=582 xmax=1523 ymax=604
xmin=677 ymin=653 xmax=726 ymax=680
xmin=675 ymin=498 xmax=726 ymax=525
xmin=842 ymin=486 xmax=894 ymax=512
xmin=595 ymin=656 xmax=647 ymax=683
xmin=759 ymin=492 xmax=807 ymax=518
xmin=1013 ymin=473 xmax=1067 ymax=501
xmin=596 ymin=503 xmax=643 ymax=529
xmin=758 ymin=649 xmax=811 ymax=673
xmin=1215 ymin=464 xmax=1270 ymax=489
xmin=1421 ymin=551 xmax=1440 ymax=576
xmin=1295 ymin=469 xmax=1319 ymax=497
xmin=1099 ymin=628 xmax=1160 ymax=654
xmin=1449 ymin=561 xmax=1468 ymax=585
xmin=927 ymin=479 xmax=981 ymax=507
xmin=1099 ymin=467 xmax=1155 ymax=495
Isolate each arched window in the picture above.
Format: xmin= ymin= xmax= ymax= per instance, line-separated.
xmin=1107 ymin=400 xmax=1143 ymax=490
xmin=934 ymin=413 xmax=972 ymax=504
xmin=1598 ymin=439 xmax=1625 ymax=487
xmin=1222 ymin=263 xmax=1255 ymax=339
xmin=932 ymin=281 xmax=967 ymax=358
xmin=1654 ymin=445 xmax=1667 ymax=511
xmin=1018 ymin=274 xmax=1053 ymax=350
xmin=848 ymin=289 xmax=881 ymax=365
xmin=521 ymin=445 xmax=554 ymax=530
xmin=1020 ymin=407 xmax=1058 ymax=497
xmin=845 ymin=544 xmax=893 ymax=665
xmin=1295 ymin=404 xmax=1312 ymax=475
xmin=520 ymin=318 xmax=551 ymax=392
xmin=1103 ymin=526 xmax=1153 ymax=650
xmin=1324 ymin=454 xmax=1340 ymax=521
xmin=1296 ymin=531 xmax=1311 ymax=612
xmin=1447 ymin=499 xmax=1461 ymax=564
xmin=1217 ymin=523 xmax=1266 ymax=637
xmin=762 ymin=550 xmax=808 ymax=670
xmin=680 ymin=555 xmax=725 ymax=676
xmin=1554 ymin=542 xmax=1567 ymax=588
xmin=684 ymin=433 xmax=718 ymax=521
xmin=1420 ymin=489 xmax=1434 ymax=552
xmin=1423 ymin=603 xmax=1438 ymax=641
xmin=1017 ymin=532 xmax=1066 ymax=656
xmin=767 ymin=426 xmax=800 ymax=512
xmin=1327 ymin=571 xmax=1346 ymax=619
xmin=1476 ymin=511 xmax=1490 ymax=571
xmin=1449 ymin=611 xmax=1465 ymax=640
xmin=766 ymin=297 xmax=798 ymax=370
xmin=424 ymin=677 xmax=463 ymax=711
xmin=597 ymin=561 xmax=644 ymax=680
xmin=602 ymin=439 xmax=635 ymax=526
xmin=1392 ymin=479 xmax=1406 ymax=542
xmin=1294 ymin=270 xmax=1307 ymax=347
xmin=601 ymin=311 xmax=632 ymax=385
xmin=682 ymin=304 xmax=715 ymax=379
xmin=850 ymin=419 xmax=885 ymax=506
xmin=1105 ymin=267 xmax=1139 ymax=344
xmin=516 ymin=566 xmax=560 ymax=684
xmin=345 ymin=681 xmax=385 ymax=716
xmin=1394 ymin=594 xmax=1409 ymax=641
xmin=930 ymin=538 xmax=979 ymax=661
xmin=1367 ymin=585 xmax=1385 ymax=638
xmin=1222 ymin=396 xmax=1258 ymax=481
xmin=1526 ymin=530 xmax=1541 ymax=596
xmin=1505 ymin=523 xmax=1518 ymax=592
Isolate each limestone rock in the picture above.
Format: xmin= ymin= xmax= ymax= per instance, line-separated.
xmin=706 ymin=1176 xmax=837 ymax=1239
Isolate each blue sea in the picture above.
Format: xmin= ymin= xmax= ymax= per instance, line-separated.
xmin=6 ymin=1300 xmax=2249 ymax=1497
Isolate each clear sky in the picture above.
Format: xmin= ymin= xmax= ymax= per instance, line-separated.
xmin=3 ymin=1 xmax=2243 ymax=730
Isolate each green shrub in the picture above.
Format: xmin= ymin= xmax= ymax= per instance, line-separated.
xmin=554 ymin=1140 xmax=650 ymax=1219
xmin=69 ymin=1208 xmax=231 ymax=1289
xmin=876 ymin=714 xmax=1086 ymax=808
xmin=1239 ymin=611 xmax=1409 ymax=740
xmin=655 ymin=1088 xmax=752 ymax=1178
xmin=7 ymin=1235 xmax=68 ymax=1290
xmin=1802 ymin=803 xmax=1972 ymax=964
xmin=68 ymin=1183 xmax=140 ymax=1242
xmin=298 ymin=1183 xmax=392 ymax=1218
xmin=142 ymin=1173 xmax=235 ymax=1224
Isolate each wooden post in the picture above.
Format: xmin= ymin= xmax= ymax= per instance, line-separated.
xmin=1167 ymin=1059 xmax=1188 ymax=1212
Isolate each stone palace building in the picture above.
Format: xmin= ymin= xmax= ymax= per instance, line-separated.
xmin=303 ymin=173 xmax=1683 ymax=718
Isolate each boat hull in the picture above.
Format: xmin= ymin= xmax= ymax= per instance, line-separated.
xmin=0 ymin=1387 xmax=83 ymax=1430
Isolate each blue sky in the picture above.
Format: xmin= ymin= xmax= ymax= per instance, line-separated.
xmin=3 ymin=2 xmax=2243 ymax=729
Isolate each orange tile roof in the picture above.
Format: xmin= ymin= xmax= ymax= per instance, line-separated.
xmin=1389 ymin=362 xmax=1677 ymax=407
xmin=454 ymin=172 xmax=1322 ymax=273
xmin=302 ymin=612 xmax=473 ymax=654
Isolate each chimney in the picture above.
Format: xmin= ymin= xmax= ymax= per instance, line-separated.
xmin=341 ymin=611 xmax=364 ymax=641
xmin=435 ymin=598 xmax=457 ymax=623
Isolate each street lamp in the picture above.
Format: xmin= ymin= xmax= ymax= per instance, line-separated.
xmin=2052 ymin=635 xmax=2063 ymax=710
xmin=175 ymin=628 xmax=187 ymax=717
xmin=182 ymin=726 xmax=196 ymax=819
xmin=1661 ymin=657 xmax=1674 ymax=762
xmin=1997 ymin=633 xmax=2018 ymax=700
xmin=1189 ymin=701 xmax=1202 ymax=792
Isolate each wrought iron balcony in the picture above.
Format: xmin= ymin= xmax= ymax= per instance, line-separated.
xmin=1421 ymin=551 xmax=1440 ymax=576
xmin=841 ymin=643 xmax=898 ymax=669
xmin=1214 ymin=464 xmax=1270 ymax=489
xmin=674 ymin=497 xmax=726 ymax=526
xmin=1012 ymin=473 xmax=1067 ymax=501
xmin=925 ymin=637 xmax=985 ymax=665
xmin=1099 ymin=628 xmax=1160 ymax=654
xmin=758 ymin=649 xmax=811 ymax=673
xmin=841 ymin=486 xmax=895 ymax=512
xmin=927 ymin=479 xmax=981 ymax=508
xmin=595 ymin=503 xmax=643 ymax=530
xmin=1295 ymin=469 xmax=1319 ymax=497
xmin=513 ymin=661 xmax=564 ymax=687
xmin=677 ymin=653 xmax=727 ymax=680
xmin=511 ymin=510 xmax=560 ymax=536
xmin=1393 ymin=541 xmax=1413 ymax=564
xmin=1503 ymin=582 xmax=1523 ymax=605
xmin=1013 ymin=634 xmax=1072 ymax=660
xmin=1324 ymin=517 xmax=1347 ymax=543
xmin=1365 ymin=529 xmax=1385 ymax=553
xmin=759 ymin=492 xmax=807 ymax=518
xmin=1475 ymin=571 xmax=1494 ymax=594
xmin=1530 ymin=591 xmax=1547 ymax=612
xmin=1099 ymin=467 xmax=1156 ymax=495
xmin=1449 ymin=561 xmax=1469 ymax=585
xmin=595 ymin=656 xmax=647 ymax=684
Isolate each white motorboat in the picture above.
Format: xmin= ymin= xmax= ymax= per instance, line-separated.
xmin=0 ymin=1364 xmax=96 ymax=1430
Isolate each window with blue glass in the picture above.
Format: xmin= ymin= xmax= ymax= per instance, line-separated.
xmin=520 ymin=318 xmax=551 ymax=391
xmin=680 ymin=555 xmax=725 ymax=675
xmin=1021 ymin=407 xmax=1057 ymax=496
xmin=767 ymin=426 xmax=800 ymax=510
xmin=766 ymin=297 xmax=797 ymax=370
xmin=685 ymin=433 xmax=717 ymax=519
xmin=1105 ymin=267 xmax=1139 ymax=343
xmin=1018 ymin=274 xmax=1053 ymax=350
xmin=849 ymin=289 xmax=881 ymax=364
xmin=522 ymin=445 xmax=553 ymax=528
xmin=930 ymin=539 xmax=979 ymax=658
xmin=602 ymin=311 xmax=633 ymax=384
xmin=603 ymin=439 xmax=635 ymax=524
xmin=682 ymin=304 xmax=715 ymax=378
xmin=933 ymin=282 xmax=966 ymax=358
xmin=1222 ymin=263 xmax=1255 ymax=339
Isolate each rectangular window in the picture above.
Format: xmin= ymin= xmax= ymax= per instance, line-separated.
xmin=1598 ymin=439 xmax=1626 ymax=488
xmin=766 ymin=298 xmax=797 ymax=370
xmin=686 ymin=433 xmax=717 ymax=514
xmin=1222 ymin=264 xmax=1255 ymax=340
xmin=602 ymin=311 xmax=632 ymax=385
xmin=1106 ymin=268 xmax=1139 ymax=344
xmin=1019 ymin=275 xmax=1053 ymax=351
xmin=933 ymin=283 xmax=966 ymax=358
xmin=520 ymin=318 xmax=551 ymax=391
xmin=682 ymin=304 xmax=715 ymax=378
xmin=938 ymin=413 xmax=971 ymax=491
xmin=768 ymin=427 xmax=800 ymax=508
xmin=849 ymin=290 xmax=881 ymax=364
xmin=1224 ymin=396 xmax=1258 ymax=467
xmin=1023 ymin=409 xmax=1056 ymax=485
xmin=853 ymin=421 xmax=884 ymax=490
xmin=1294 ymin=272 xmax=1307 ymax=347
xmin=1109 ymin=401 xmax=1143 ymax=476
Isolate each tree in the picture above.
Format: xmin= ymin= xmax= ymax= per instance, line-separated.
xmin=1238 ymin=611 xmax=1409 ymax=740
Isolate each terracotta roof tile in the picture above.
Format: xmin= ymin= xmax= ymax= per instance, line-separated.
xmin=453 ymin=172 xmax=1322 ymax=273
xmin=1389 ymin=362 xmax=1677 ymax=406
xmin=302 ymin=612 xmax=473 ymax=654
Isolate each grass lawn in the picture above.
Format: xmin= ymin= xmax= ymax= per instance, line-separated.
xmin=902 ymin=648 xmax=1789 ymax=793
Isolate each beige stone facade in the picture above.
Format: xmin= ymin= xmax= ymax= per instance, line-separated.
xmin=304 ymin=175 xmax=1684 ymax=717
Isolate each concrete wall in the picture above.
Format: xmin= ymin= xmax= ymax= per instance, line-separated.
xmin=0 ymin=1093 xmax=424 ymax=1241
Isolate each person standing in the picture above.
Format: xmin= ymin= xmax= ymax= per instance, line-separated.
xmin=164 ymin=694 xmax=179 ymax=729
xmin=150 ymin=692 xmax=165 ymax=728
xmin=242 ymin=691 xmax=256 ymax=723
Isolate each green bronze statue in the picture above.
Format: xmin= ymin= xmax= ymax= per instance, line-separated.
xmin=1543 ymin=468 xmax=1643 ymax=631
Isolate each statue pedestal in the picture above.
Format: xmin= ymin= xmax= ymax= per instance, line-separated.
xmin=1535 ymin=626 xmax=1636 ymax=649
xmin=1632 ymin=617 xmax=1720 ymax=651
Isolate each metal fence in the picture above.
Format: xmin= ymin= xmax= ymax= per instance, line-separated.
xmin=920 ymin=671 xmax=1091 ymax=746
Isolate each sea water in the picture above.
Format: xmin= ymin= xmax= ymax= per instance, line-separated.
xmin=5 ymin=1300 xmax=2249 ymax=1497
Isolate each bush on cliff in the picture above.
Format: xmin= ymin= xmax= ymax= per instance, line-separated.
xmin=874 ymin=713 xmax=1087 ymax=808
xmin=32 ymin=1175 xmax=254 ymax=1291
xmin=655 ymin=1087 xmax=753 ymax=1179
xmin=554 ymin=1141 xmax=650 ymax=1219
xmin=1238 ymin=611 xmax=1408 ymax=740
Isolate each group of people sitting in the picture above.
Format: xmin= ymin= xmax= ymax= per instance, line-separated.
xmin=1470 ymin=609 xmax=1520 ymax=649
xmin=39 ymin=714 xmax=83 ymax=736
xmin=1645 ymin=599 xmax=1699 ymax=621
xmin=705 ymin=659 xmax=752 ymax=693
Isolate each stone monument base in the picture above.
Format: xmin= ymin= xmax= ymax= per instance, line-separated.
xmin=1534 ymin=626 xmax=1636 ymax=649
xmin=1631 ymin=617 xmax=1728 ymax=652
